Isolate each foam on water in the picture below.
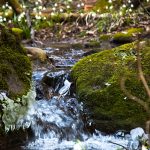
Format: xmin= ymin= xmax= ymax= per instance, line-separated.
xmin=17 ymin=96 xmax=129 ymax=150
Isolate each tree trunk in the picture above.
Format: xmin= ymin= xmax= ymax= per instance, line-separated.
xmin=8 ymin=0 xmax=23 ymax=14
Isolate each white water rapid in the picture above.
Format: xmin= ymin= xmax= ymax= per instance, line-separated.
xmin=15 ymin=70 xmax=148 ymax=150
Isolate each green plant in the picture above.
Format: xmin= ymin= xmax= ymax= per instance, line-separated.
xmin=78 ymin=31 xmax=87 ymax=37
xmin=11 ymin=13 xmax=31 ymax=39
xmin=97 ymin=16 xmax=112 ymax=33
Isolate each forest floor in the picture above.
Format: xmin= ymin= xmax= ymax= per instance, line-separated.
xmin=32 ymin=12 xmax=150 ymax=47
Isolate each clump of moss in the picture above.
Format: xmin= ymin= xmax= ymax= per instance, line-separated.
xmin=112 ymin=27 xmax=144 ymax=44
xmin=127 ymin=27 xmax=144 ymax=33
xmin=0 ymin=28 xmax=32 ymax=99
xmin=11 ymin=28 xmax=23 ymax=35
xmin=84 ymin=40 xmax=100 ymax=48
xmin=99 ymin=34 xmax=111 ymax=41
xmin=71 ymin=42 xmax=150 ymax=133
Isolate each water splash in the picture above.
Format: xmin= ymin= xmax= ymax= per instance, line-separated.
xmin=58 ymin=79 xmax=72 ymax=97
xmin=19 ymin=96 xmax=129 ymax=150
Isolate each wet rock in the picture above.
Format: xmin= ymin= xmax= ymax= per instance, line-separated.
xmin=32 ymin=71 xmax=53 ymax=100
xmin=128 ymin=127 xmax=147 ymax=150
xmin=130 ymin=127 xmax=145 ymax=140
xmin=35 ymin=82 xmax=54 ymax=100
xmin=42 ymin=70 xmax=66 ymax=89
xmin=38 ymin=70 xmax=70 ymax=99
xmin=82 ymin=49 xmax=97 ymax=57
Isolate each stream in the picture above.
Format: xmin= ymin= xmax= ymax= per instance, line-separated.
xmin=8 ymin=43 xmax=148 ymax=149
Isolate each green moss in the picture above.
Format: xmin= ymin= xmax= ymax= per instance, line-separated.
xmin=0 ymin=29 xmax=26 ymax=54
xmin=89 ymin=40 xmax=100 ymax=47
xmin=113 ymin=32 xmax=133 ymax=43
xmin=84 ymin=40 xmax=100 ymax=48
xmin=71 ymin=42 xmax=150 ymax=133
xmin=78 ymin=31 xmax=87 ymax=38
xmin=99 ymin=34 xmax=111 ymax=41
xmin=0 ymin=28 xmax=31 ymax=99
xmin=11 ymin=28 xmax=23 ymax=35
xmin=113 ymin=27 xmax=144 ymax=44
xmin=127 ymin=27 xmax=144 ymax=34
xmin=34 ymin=20 xmax=54 ymax=30
xmin=71 ymin=43 xmax=83 ymax=49
xmin=0 ymin=80 xmax=8 ymax=91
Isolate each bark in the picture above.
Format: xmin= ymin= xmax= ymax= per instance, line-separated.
xmin=8 ymin=0 xmax=23 ymax=14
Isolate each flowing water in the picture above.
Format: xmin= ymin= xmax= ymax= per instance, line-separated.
xmin=19 ymin=71 xmax=129 ymax=150
xmin=13 ymin=44 xmax=147 ymax=149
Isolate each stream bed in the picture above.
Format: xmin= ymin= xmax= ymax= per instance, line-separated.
xmin=4 ymin=43 xmax=148 ymax=150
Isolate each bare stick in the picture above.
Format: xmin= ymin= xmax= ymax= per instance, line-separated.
xmin=109 ymin=141 xmax=128 ymax=150
xmin=136 ymin=41 xmax=150 ymax=100
xmin=120 ymin=77 xmax=149 ymax=114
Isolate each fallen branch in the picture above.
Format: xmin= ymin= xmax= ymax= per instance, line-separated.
xmin=136 ymin=41 xmax=150 ymax=100
xmin=120 ymin=76 xmax=150 ymax=114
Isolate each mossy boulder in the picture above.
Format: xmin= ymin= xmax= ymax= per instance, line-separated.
xmin=112 ymin=28 xmax=144 ymax=44
xmin=0 ymin=27 xmax=32 ymax=99
xmin=71 ymin=42 xmax=150 ymax=133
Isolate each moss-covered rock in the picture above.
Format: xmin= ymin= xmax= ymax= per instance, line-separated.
xmin=99 ymin=34 xmax=111 ymax=41
xmin=71 ymin=41 xmax=150 ymax=133
xmin=0 ymin=27 xmax=32 ymax=99
xmin=112 ymin=28 xmax=144 ymax=44
xmin=0 ymin=27 xmax=33 ymax=134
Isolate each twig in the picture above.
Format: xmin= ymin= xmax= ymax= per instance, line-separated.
xmin=120 ymin=76 xmax=150 ymax=114
xmin=108 ymin=141 xmax=128 ymax=150
xmin=138 ymin=0 xmax=150 ymax=17
xmin=136 ymin=41 xmax=150 ymax=100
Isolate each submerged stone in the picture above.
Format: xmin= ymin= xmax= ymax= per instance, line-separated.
xmin=42 ymin=70 xmax=66 ymax=88
xmin=71 ymin=41 xmax=150 ymax=133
